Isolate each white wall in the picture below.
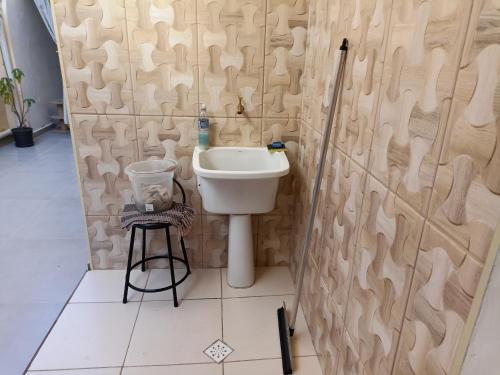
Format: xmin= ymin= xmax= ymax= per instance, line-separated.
xmin=4 ymin=0 xmax=62 ymax=131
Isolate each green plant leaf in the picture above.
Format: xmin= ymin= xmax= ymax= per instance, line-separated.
xmin=24 ymin=98 xmax=35 ymax=107
xmin=0 ymin=77 xmax=13 ymax=105
xmin=12 ymin=68 xmax=24 ymax=83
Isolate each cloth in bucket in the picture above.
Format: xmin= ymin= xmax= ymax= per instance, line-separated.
xmin=120 ymin=203 xmax=195 ymax=236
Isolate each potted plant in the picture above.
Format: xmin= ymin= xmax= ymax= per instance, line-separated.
xmin=0 ymin=68 xmax=35 ymax=147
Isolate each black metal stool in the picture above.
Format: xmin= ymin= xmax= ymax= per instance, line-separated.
xmin=123 ymin=179 xmax=191 ymax=307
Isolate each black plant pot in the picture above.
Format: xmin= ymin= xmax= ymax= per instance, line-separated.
xmin=12 ymin=127 xmax=34 ymax=148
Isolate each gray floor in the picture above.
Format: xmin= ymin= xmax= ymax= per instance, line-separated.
xmin=0 ymin=130 xmax=88 ymax=374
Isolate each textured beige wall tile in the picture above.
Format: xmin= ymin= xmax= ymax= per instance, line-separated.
xmin=429 ymin=0 xmax=500 ymax=264
xmin=88 ymin=215 xmax=134 ymax=269
xmin=198 ymin=0 xmax=265 ymax=117
xmin=333 ymin=0 xmax=392 ymax=169
xmin=209 ymin=117 xmax=262 ymax=146
xmin=87 ymin=215 xmax=202 ymax=269
xmin=53 ymin=0 xmax=305 ymax=271
xmin=304 ymin=266 xmax=343 ymax=375
xmin=301 ymin=256 xmax=346 ymax=375
xmin=300 ymin=255 xmax=321 ymax=338
xmin=126 ymin=0 xmax=199 ymax=116
xmin=295 ymin=1 xmax=498 ymax=375
xmin=393 ymin=224 xmax=483 ymax=375
xmin=337 ymin=328 xmax=364 ymax=375
xmin=257 ymin=215 xmax=292 ymax=266
xmin=136 ymin=116 xmax=202 ymax=213
xmin=72 ymin=114 xmax=138 ymax=216
xmin=262 ymin=117 xmax=300 ymax=144
xmin=307 ymin=128 xmax=326 ymax=264
xmin=143 ymin=217 xmax=203 ymax=268
xmin=301 ymin=0 xmax=342 ymax=132
xmin=369 ymin=0 xmax=473 ymax=214
xmin=346 ymin=175 xmax=424 ymax=375
xmin=319 ymin=148 xmax=365 ymax=317
xmin=53 ymin=0 xmax=133 ymax=114
xmin=263 ymin=0 xmax=308 ymax=118
xmin=290 ymin=124 xmax=317 ymax=274
xmin=202 ymin=214 xmax=229 ymax=267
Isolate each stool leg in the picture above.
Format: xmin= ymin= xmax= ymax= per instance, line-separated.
xmin=165 ymin=226 xmax=178 ymax=307
xmin=141 ymin=228 xmax=146 ymax=272
xmin=180 ymin=236 xmax=191 ymax=275
xmin=123 ymin=226 xmax=136 ymax=304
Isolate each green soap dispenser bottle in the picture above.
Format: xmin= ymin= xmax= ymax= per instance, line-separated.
xmin=198 ymin=104 xmax=209 ymax=150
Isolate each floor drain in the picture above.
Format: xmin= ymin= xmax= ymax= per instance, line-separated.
xmin=203 ymin=339 xmax=234 ymax=363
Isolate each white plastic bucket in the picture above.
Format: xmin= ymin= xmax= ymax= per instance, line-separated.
xmin=125 ymin=159 xmax=178 ymax=213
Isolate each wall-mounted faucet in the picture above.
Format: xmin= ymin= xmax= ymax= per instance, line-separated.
xmin=237 ymin=96 xmax=245 ymax=115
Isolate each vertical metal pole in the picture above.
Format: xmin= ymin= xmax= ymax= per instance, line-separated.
xmin=141 ymin=228 xmax=146 ymax=272
xmin=123 ymin=226 xmax=136 ymax=304
xmin=289 ymin=39 xmax=348 ymax=333
xmin=165 ymin=226 xmax=179 ymax=307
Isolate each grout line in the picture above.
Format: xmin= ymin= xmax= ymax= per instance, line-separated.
xmin=195 ymin=0 xmax=200 ymax=111
xmin=28 ymin=366 xmax=123 ymax=373
xmin=121 ymin=298 xmax=143 ymax=370
xmin=68 ymin=300 xmax=143 ymax=305
xmin=260 ymin=0 xmax=269 ymax=121
xmin=220 ymin=268 xmax=224 ymax=343
xmin=67 ymin=112 xmax=303 ymax=120
xmin=260 ymin=0 xmax=269 ymax=146
xmin=66 ymin=293 xmax=297 ymax=304
xmin=122 ymin=0 xmax=140 ymax=168
xmin=140 ymin=269 xmax=152 ymax=303
xmin=29 ymin=354 xmax=322 ymax=373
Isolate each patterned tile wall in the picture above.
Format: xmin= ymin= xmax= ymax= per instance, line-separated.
xmin=53 ymin=0 xmax=309 ymax=269
xmin=72 ymin=114 xmax=138 ymax=216
xmin=295 ymin=0 xmax=499 ymax=374
xmin=264 ymin=0 xmax=309 ymax=118
xmin=126 ymin=0 xmax=199 ymax=116
xmin=198 ymin=0 xmax=266 ymax=117
xmin=53 ymin=0 xmax=134 ymax=114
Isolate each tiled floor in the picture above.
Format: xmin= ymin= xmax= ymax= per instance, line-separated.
xmin=28 ymin=267 xmax=322 ymax=374
xmin=0 ymin=131 xmax=88 ymax=374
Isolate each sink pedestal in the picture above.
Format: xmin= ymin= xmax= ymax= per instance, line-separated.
xmin=193 ymin=146 xmax=290 ymax=289
xmin=227 ymin=214 xmax=255 ymax=288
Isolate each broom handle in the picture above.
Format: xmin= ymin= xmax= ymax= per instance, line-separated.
xmin=289 ymin=39 xmax=348 ymax=332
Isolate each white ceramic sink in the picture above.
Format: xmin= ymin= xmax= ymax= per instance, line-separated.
xmin=193 ymin=146 xmax=289 ymax=287
xmin=193 ymin=147 xmax=289 ymax=179
xmin=193 ymin=147 xmax=289 ymax=214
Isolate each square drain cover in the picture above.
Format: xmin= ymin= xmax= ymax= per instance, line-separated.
xmin=203 ymin=339 xmax=234 ymax=363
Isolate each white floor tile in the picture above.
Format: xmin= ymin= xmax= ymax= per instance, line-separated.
xmin=143 ymin=268 xmax=221 ymax=301
xmin=222 ymin=267 xmax=295 ymax=298
xmin=223 ymin=356 xmax=322 ymax=375
xmin=223 ymin=295 xmax=315 ymax=361
xmin=0 ymin=301 xmax=66 ymax=375
xmin=122 ymin=363 xmax=223 ymax=375
xmin=70 ymin=270 xmax=149 ymax=303
xmin=27 ymin=369 xmax=121 ymax=375
xmin=125 ymin=300 xmax=222 ymax=366
xmin=29 ymin=303 xmax=140 ymax=370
